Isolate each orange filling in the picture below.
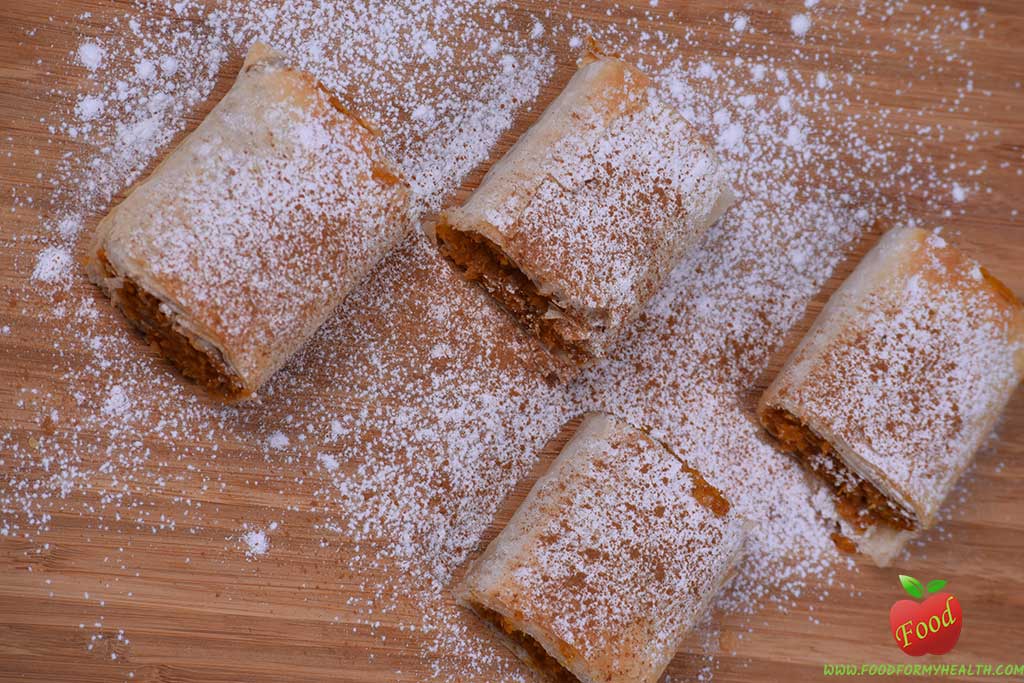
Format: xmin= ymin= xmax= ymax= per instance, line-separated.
xmin=652 ymin=434 xmax=731 ymax=517
xmin=681 ymin=464 xmax=731 ymax=518
xmin=435 ymin=221 xmax=589 ymax=364
xmin=97 ymin=250 xmax=248 ymax=399
xmin=761 ymin=407 xmax=914 ymax=532
xmin=473 ymin=605 xmax=578 ymax=682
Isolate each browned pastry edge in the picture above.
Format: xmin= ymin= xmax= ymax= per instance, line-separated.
xmin=434 ymin=219 xmax=591 ymax=365
xmin=96 ymin=249 xmax=249 ymax=399
xmin=470 ymin=604 xmax=578 ymax=683
xmin=760 ymin=406 xmax=915 ymax=532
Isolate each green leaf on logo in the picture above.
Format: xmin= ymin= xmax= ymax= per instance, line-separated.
xmin=926 ymin=579 xmax=947 ymax=594
xmin=899 ymin=574 xmax=925 ymax=599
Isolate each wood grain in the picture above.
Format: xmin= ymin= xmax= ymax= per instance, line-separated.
xmin=2 ymin=1 xmax=1024 ymax=682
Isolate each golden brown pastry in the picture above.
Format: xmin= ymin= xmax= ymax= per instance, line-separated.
xmin=87 ymin=43 xmax=409 ymax=399
xmin=456 ymin=412 xmax=747 ymax=683
xmin=434 ymin=49 xmax=734 ymax=367
xmin=759 ymin=227 xmax=1024 ymax=565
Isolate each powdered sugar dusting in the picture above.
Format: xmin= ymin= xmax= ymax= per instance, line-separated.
xmin=1 ymin=0 xmax=1016 ymax=681
xmin=791 ymin=14 xmax=812 ymax=37
xmin=522 ymin=91 xmax=727 ymax=315
xmin=444 ymin=58 xmax=730 ymax=362
xmin=77 ymin=42 xmax=104 ymax=70
xmin=31 ymin=245 xmax=73 ymax=284
xmin=95 ymin=49 xmax=410 ymax=392
xmin=242 ymin=528 xmax=269 ymax=557
xmin=517 ymin=79 xmax=727 ymax=342
xmin=460 ymin=414 xmax=746 ymax=681
xmin=778 ymin=229 xmax=1022 ymax=526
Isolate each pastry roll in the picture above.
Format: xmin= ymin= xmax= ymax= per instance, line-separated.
xmin=87 ymin=43 xmax=409 ymax=399
xmin=435 ymin=50 xmax=734 ymax=366
xmin=759 ymin=227 xmax=1024 ymax=566
xmin=456 ymin=413 xmax=747 ymax=683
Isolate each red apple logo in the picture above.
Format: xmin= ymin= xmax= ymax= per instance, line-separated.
xmin=889 ymin=574 xmax=962 ymax=656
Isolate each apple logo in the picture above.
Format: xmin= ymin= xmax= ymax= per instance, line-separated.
xmin=889 ymin=574 xmax=963 ymax=656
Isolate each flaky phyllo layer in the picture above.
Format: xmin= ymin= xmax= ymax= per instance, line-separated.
xmin=470 ymin=604 xmax=578 ymax=683
xmin=95 ymin=249 xmax=248 ymax=397
xmin=759 ymin=227 xmax=1024 ymax=561
xmin=436 ymin=52 xmax=732 ymax=367
xmin=761 ymin=406 xmax=916 ymax=532
xmin=435 ymin=221 xmax=595 ymax=364
xmin=88 ymin=43 xmax=408 ymax=399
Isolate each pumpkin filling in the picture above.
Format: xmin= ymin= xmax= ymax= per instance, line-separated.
xmin=435 ymin=220 xmax=591 ymax=365
xmin=761 ymin=407 xmax=915 ymax=532
xmin=472 ymin=604 xmax=578 ymax=683
xmin=96 ymin=250 xmax=247 ymax=399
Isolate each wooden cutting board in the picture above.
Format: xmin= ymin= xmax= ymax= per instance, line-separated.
xmin=1 ymin=1 xmax=1022 ymax=681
